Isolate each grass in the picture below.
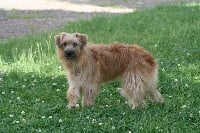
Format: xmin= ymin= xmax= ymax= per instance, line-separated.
xmin=0 ymin=3 xmax=200 ymax=132
xmin=5 ymin=10 xmax=43 ymax=19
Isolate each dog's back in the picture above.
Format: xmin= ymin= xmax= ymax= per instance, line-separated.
xmin=88 ymin=43 xmax=157 ymax=83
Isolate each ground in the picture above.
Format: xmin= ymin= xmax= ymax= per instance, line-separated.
xmin=0 ymin=2 xmax=199 ymax=132
xmin=0 ymin=0 xmax=196 ymax=40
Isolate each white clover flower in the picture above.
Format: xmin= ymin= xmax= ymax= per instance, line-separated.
xmin=185 ymin=84 xmax=189 ymax=87
xmin=128 ymin=131 xmax=132 ymax=133
xmin=58 ymin=119 xmax=63 ymax=123
xmin=38 ymin=129 xmax=42 ymax=132
xmin=98 ymin=123 xmax=103 ymax=126
xmin=2 ymin=91 xmax=5 ymax=95
xmin=17 ymin=97 xmax=20 ymax=100
xmin=116 ymin=88 xmax=122 ymax=90
xmin=48 ymin=116 xmax=52 ymax=119
xmin=42 ymin=100 xmax=45 ymax=103
xmin=22 ymin=85 xmax=26 ymax=88
xmin=16 ymin=81 xmax=19 ymax=83
xmin=177 ymin=64 xmax=180 ymax=66
xmin=181 ymin=105 xmax=187 ymax=109
xmin=174 ymin=79 xmax=178 ymax=82
xmin=15 ymin=120 xmax=19 ymax=124
xmin=22 ymin=118 xmax=26 ymax=122
xmin=41 ymin=116 xmax=45 ymax=119
xmin=75 ymin=104 xmax=80 ymax=107
xmin=86 ymin=116 xmax=89 ymax=119
xmin=36 ymin=98 xmax=40 ymax=102
xmin=11 ymin=90 xmax=14 ymax=94
xmin=162 ymin=68 xmax=165 ymax=72
xmin=21 ymin=111 xmax=25 ymax=115
xmin=53 ymin=83 xmax=57 ymax=86
xmin=92 ymin=119 xmax=96 ymax=124
xmin=24 ymin=79 xmax=27 ymax=82
xmin=56 ymin=89 xmax=60 ymax=92
xmin=9 ymin=114 xmax=14 ymax=117
xmin=112 ymin=126 xmax=115 ymax=129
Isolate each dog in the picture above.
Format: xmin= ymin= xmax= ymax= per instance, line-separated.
xmin=54 ymin=32 xmax=164 ymax=109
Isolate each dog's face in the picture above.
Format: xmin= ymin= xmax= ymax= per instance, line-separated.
xmin=54 ymin=32 xmax=88 ymax=59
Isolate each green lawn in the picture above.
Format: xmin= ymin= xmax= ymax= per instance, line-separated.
xmin=0 ymin=4 xmax=200 ymax=132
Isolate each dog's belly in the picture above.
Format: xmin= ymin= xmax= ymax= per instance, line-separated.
xmin=98 ymin=61 xmax=126 ymax=83
xmin=100 ymin=72 xmax=122 ymax=83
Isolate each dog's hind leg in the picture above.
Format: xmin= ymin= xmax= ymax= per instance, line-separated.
xmin=147 ymin=85 xmax=164 ymax=104
xmin=121 ymin=72 xmax=146 ymax=109
xmin=67 ymin=87 xmax=81 ymax=109
xmin=146 ymin=70 xmax=164 ymax=104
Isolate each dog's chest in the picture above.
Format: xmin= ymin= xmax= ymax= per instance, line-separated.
xmin=72 ymin=67 xmax=81 ymax=76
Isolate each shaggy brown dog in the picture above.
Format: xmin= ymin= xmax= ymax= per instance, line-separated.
xmin=54 ymin=32 xmax=164 ymax=109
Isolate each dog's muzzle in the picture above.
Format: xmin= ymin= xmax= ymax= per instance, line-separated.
xmin=64 ymin=50 xmax=76 ymax=59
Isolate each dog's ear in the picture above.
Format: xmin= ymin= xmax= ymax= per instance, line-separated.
xmin=54 ymin=32 xmax=66 ymax=47
xmin=54 ymin=34 xmax=61 ymax=47
xmin=74 ymin=33 xmax=88 ymax=49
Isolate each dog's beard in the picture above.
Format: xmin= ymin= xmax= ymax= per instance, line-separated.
xmin=64 ymin=54 xmax=77 ymax=60
xmin=66 ymin=56 xmax=75 ymax=59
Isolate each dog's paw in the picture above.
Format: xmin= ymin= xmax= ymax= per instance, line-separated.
xmin=67 ymin=104 xmax=80 ymax=109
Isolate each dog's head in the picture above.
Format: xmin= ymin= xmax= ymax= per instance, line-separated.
xmin=54 ymin=32 xmax=88 ymax=59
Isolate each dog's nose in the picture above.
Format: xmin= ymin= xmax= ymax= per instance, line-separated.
xmin=64 ymin=50 xmax=76 ymax=59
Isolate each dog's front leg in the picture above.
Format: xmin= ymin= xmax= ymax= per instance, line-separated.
xmin=67 ymin=87 xmax=80 ymax=109
xmin=81 ymin=86 xmax=99 ymax=107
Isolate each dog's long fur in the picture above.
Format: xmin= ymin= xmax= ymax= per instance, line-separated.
xmin=54 ymin=32 xmax=164 ymax=109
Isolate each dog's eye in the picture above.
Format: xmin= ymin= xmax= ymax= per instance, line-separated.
xmin=62 ymin=42 xmax=67 ymax=47
xmin=73 ymin=43 xmax=78 ymax=47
